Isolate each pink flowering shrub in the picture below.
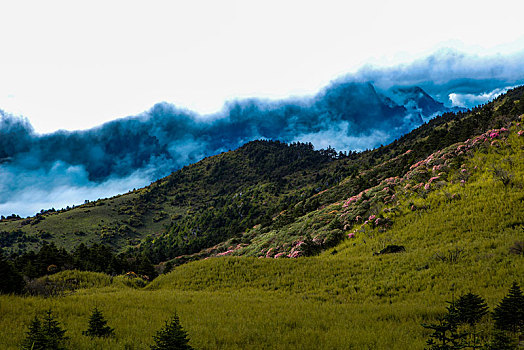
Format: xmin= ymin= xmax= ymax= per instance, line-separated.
xmin=217 ymin=249 xmax=235 ymax=256
xmin=287 ymin=250 xmax=301 ymax=258
xmin=428 ymin=176 xmax=439 ymax=183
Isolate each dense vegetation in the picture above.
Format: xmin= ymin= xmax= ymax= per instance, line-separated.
xmin=1 ymin=87 xmax=522 ymax=267
xmin=0 ymin=86 xmax=523 ymax=349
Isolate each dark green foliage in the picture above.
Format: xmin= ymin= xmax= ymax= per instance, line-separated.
xmin=151 ymin=313 xmax=193 ymax=350
xmin=423 ymin=288 xmax=524 ymax=349
xmin=13 ymin=243 xmax=131 ymax=281
xmin=493 ymin=282 xmax=524 ymax=333
xmin=454 ymin=293 xmax=489 ymax=349
xmin=454 ymin=293 xmax=488 ymax=327
xmin=14 ymin=242 xmax=71 ymax=279
xmin=422 ymin=300 xmax=467 ymax=349
xmin=0 ymin=250 xmax=24 ymax=294
xmin=83 ymin=307 xmax=114 ymax=338
xmin=22 ymin=310 xmax=68 ymax=350
xmin=72 ymin=243 xmax=129 ymax=275
xmin=137 ymin=255 xmax=157 ymax=279
xmin=21 ymin=316 xmax=47 ymax=350
xmin=0 ymin=229 xmax=38 ymax=248
xmin=485 ymin=330 xmax=517 ymax=350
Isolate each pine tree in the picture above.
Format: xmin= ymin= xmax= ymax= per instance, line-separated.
xmin=83 ymin=307 xmax=114 ymax=338
xmin=455 ymin=293 xmax=488 ymax=327
xmin=422 ymin=299 xmax=467 ymax=349
xmin=21 ymin=316 xmax=46 ymax=350
xmin=493 ymin=282 xmax=524 ymax=333
xmin=41 ymin=309 xmax=68 ymax=349
xmin=21 ymin=310 xmax=68 ymax=350
xmin=454 ymin=293 xmax=489 ymax=349
xmin=151 ymin=312 xmax=193 ymax=350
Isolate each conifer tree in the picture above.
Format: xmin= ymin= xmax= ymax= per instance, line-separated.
xmin=21 ymin=316 xmax=46 ymax=350
xmin=21 ymin=310 xmax=68 ymax=350
xmin=493 ymin=282 xmax=524 ymax=333
xmin=151 ymin=312 xmax=193 ymax=350
xmin=455 ymin=292 xmax=488 ymax=327
xmin=138 ymin=255 xmax=157 ymax=279
xmin=41 ymin=309 xmax=68 ymax=349
xmin=83 ymin=307 xmax=114 ymax=338
xmin=422 ymin=299 xmax=467 ymax=349
xmin=454 ymin=292 xmax=489 ymax=349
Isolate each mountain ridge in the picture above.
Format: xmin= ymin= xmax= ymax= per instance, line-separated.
xmin=1 ymin=82 xmax=473 ymax=218
xmin=2 ymin=85 xmax=523 ymax=270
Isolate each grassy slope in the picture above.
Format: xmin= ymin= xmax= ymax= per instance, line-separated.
xmin=1 ymin=122 xmax=522 ymax=349
xmin=0 ymin=141 xmax=339 ymax=255
xmin=1 ymin=87 xmax=521 ymax=259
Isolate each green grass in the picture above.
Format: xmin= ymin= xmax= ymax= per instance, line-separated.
xmin=1 ymin=129 xmax=522 ymax=349
xmin=2 ymin=116 xmax=523 ymax=349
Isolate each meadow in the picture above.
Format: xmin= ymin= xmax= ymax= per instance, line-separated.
xmin=1 ymin=133 xmax=522 ymax=349
xmin=1 ymin=107 xmax=523 ymax=349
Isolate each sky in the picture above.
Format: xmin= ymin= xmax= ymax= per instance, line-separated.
xmin=1 ymin=0 xmax=524 ymax=134
xmin=2 ymin=0 xmax=524 ymax=217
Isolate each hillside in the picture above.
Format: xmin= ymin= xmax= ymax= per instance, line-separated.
xmin=1 ymin=86 xmax=524 ymax=270
xmin=0 ymin=108 xmax=522 ymax=348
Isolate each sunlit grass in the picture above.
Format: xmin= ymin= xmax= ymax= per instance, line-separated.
xmin=1 ymin=125 xmax=522 ymax=349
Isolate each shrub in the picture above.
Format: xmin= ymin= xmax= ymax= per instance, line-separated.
xmin=151 ymin=312 xmax=193 ymax=350
xmin=493 ymin=282 xmax=524 ymax=333
xmin=21 ymin=310 xmax=68 ymax=350
xmin=83 ymin=307 xmax=114 ymax=338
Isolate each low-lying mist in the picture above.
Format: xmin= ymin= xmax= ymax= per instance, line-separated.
xmin=2 ymin=50 xmax=523 ymax=217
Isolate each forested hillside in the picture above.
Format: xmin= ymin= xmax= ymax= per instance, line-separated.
xmin=1 ymin=86 xmax=523 ymax=350
xmin=1 ymin=86 xmax=524 ymax=271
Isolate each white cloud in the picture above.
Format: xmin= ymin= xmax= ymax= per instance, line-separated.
xmin=0 ymin=0 xmax=523 ymax=133
xmin=0 ymin=165 xmax=151 ymax=217
xmin=449 ymin=87 xmax=514 ymax=108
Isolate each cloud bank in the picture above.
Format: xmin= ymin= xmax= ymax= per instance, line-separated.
xmin=1 ymin=50 xmax=524 ymax=217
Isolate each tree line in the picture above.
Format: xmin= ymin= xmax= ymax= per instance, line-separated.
xmin=22 ymin=308 xmax=193 ymax=350
xmin=1 ymin=242 xmax=157 ymax=294
xmin=422 ymin=283 xmax=524 ymax=349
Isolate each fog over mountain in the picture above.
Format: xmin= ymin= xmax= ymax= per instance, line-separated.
xmin=1 ymin=50 xmax=524 ymax=217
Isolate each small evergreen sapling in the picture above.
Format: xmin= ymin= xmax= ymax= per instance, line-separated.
xmin=83 ymin=307 xmax=114 ymax=338
xmin=151 ymin=312 xmax=193 ymax=350
xmin=422 ymin=299 xmax=468 ymax=349
xmin=454 ymin=292 xmax=489 ymax=349
xmin=493 ymin=282 xmax=524 ymax=334
xmin=21 ymin=316 xmax=46 ymax=350
xmin=21 ymin=310 xmax=68 ymax=350
xmin=455 ymin=292 xmax=488 ymax=327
